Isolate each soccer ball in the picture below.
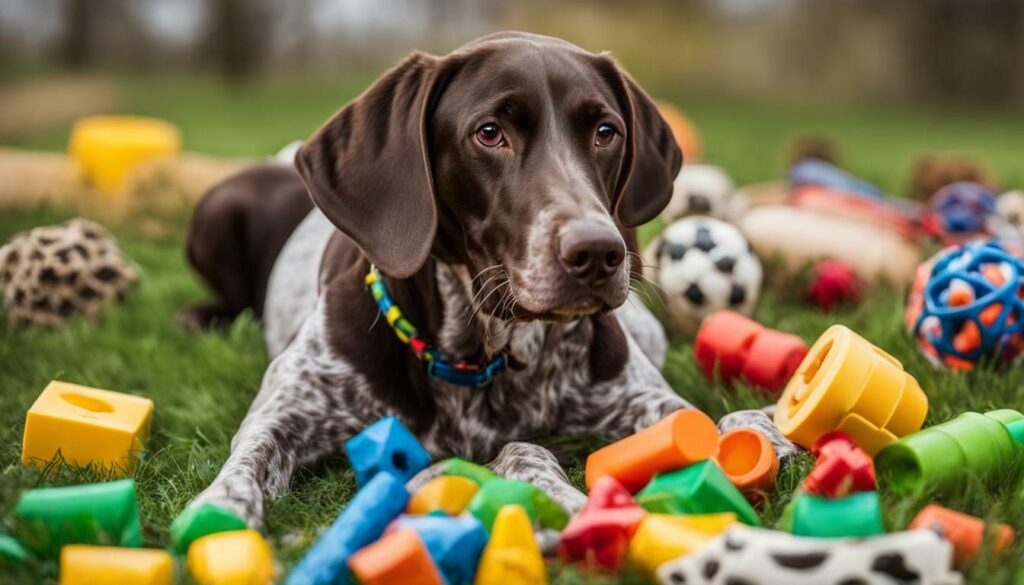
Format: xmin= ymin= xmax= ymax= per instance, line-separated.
xmin=661 ymin=164 xmax=743 ymax=223
xmin=644 ymin=217 xmax=762 ymax=332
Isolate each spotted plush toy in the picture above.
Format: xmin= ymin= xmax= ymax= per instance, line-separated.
xmin=0 ymin=218 xmax=137 ymax=327
xmin=657 ymin=525 xmax=961 ymax=585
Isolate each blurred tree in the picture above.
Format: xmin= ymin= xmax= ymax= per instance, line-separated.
xmin=56 ymin=0 xmax=94 ymax=69
xmin=203 ymin=0 xmax=276 ymax=84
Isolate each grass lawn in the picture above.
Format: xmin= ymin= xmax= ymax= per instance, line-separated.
xmin=2 ymin=74 xmax=1024 ymax=583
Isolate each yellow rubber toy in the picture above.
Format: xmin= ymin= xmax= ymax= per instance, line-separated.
xmin=68 ymin=115 xmax=181 ymax=195
xmin=627 ymin=513 xmax=736 ymax=575
xmin=60 ymin=545 xmax=172 ymax=585
xmin=407 ymin=475 xmax=480 ymax=516
xmin=22 ymin=380 xmax=154 ymax=476
xmin=187 ymin=530 xmax=274 ymax=585
xmin=774 ymin=324 xmax=928 ymax=455
xmin=474 ymin=505 xmax=547 ymax=585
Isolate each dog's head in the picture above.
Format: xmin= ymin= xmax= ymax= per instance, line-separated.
xmin=297 ymin=32 xmax=681 ymax=321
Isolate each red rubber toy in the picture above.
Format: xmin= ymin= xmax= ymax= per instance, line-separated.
xmin=808 ymin=259 xmax=864 ymax=310
xmin=803 ymin=431 xmax=876 ymax=497
xmin=694 ymin=311 xmax=809 ymax=393
xmin=560 ymin=477 xmax=645 ymax=571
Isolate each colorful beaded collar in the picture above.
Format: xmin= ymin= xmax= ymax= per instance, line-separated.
xmin=366 ymin=266 xmax=508 ymax=387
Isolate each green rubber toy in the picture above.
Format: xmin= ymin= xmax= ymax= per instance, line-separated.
xmin=438 ymin=458 xmax=499 ymax=486
xmin=635 ymin=459 xmax=761 ymax=527
xmin=783 ymin=490 xmax=884 ymax=538
xmin=0 ymin=534 xmax=31 ymax=567
xmin=169 ymin=502 xmax=247 ymax=554
xmin=14 ymin=479 xmax=141 ymax=558
xmin=875 ymin=409 xmax=1024 ymax=495
xmin=466 ymin=478 xmax=569 ymax=532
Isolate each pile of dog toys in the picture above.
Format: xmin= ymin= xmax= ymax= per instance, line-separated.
xmin=7 ymin=316 xmax=1022 ymax=584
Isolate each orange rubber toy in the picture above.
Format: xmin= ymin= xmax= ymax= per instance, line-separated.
xmin=585 ymin=409 xmax=719 ymax=493
xmin=909 ymin=504 xmax=1015 ymax=568
xmin=694 ymin=311 xmax=808 ymax=393
xmin=713 ymin=428 xmax=778 ymax=493
xmin=348 ymin=528 xmax=444 ymax=585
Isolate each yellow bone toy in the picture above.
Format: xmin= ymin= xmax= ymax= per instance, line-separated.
xmin=474 ymin=505 xmax=546 ymax=585
xmin=774 ymin=325 xmax=928 ymax=455
xmin=628 ymin=513 xmax=736 ymax=575
xmin=407 ymin=475 xmax=480 ymax=516
xmin=60 ymin=545 xmax=172 ymax=585
xmin=187 ymin=530 xmax=274 ymax=585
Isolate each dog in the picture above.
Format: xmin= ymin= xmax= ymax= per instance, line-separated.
xmin=178 ymin=32 xmax=796 ymax=530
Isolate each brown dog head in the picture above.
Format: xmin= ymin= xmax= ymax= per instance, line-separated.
xmin=297 ymin=32 xmax=681 ymax=321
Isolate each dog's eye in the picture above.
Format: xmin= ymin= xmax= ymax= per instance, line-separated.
xmin=595 ymin=124 xmax=618 ymax=148
xmin=475 ymin=124 xmax=505 ymax=148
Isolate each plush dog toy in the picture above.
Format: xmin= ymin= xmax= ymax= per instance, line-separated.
xmin=0 ymin=218 xmax=137 ymax=327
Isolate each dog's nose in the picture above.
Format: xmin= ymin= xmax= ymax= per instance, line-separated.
xmin=559 ymin=223 xmax=626 ymax=285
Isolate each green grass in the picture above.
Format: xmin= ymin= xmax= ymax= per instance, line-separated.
xmin=3 ymin=74 xmax=1024 ymax=583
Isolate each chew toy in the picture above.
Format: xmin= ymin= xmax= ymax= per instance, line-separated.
xmin=909 ymin=504 xmax=1015 ymax=568
xmin=0 ymin=534 xmax=30 ymax=567
xmin=875 ymin=409 xmax=1024 ymax=494
xmin=344 ymin=416 xmax=431 ymax=487
xmin=658 ymin=526 xmax=961 ymax=585
xmin=348 ymin=529 xmax=443 ymax=585
xmin=803 ymin=431 xmax=876 ymax=497
xmin=14 ymin=479 xmax=141 ymax=558
xmin=408 ymin=475 xmax=480 ymax=516
xmin=694 ymin=311 xmax=808 ymax=393
xmin=475 ymin=505 xmax=547 ymax=585
xmin=435 ymin=458 xmax=499 ymax=486
xmin=783 ymin=491 xmax=884 ymax=538
xmin=21 ymin=380 xmax=153 ymax=476
xmin=559 ymin=476 xmax=645 ymax=571
xmin=61 ymin=545 xmax=173 ymax=585
xmin=68 ymin=115 xmax=182 ymax=194
xmin=713 ymin=427 xmax=779 ymax=493
xmin=467 ymin=478 xmax=568 ymax=532
xmin=636 ymin=459 xmax=761 ymax=526
xmin=787 ymin=159 xmax=884 ymax=198
xmin=627 ymin=513 xmax=736 ymax=575
xmin=170 ymin=502 xmax=247 ymax=554
xmin=585 ymin=409 xmax=719 ymax=493
xmin=187 ymin=529 xmax=274 ymax=585
xmin=392 ymin=514 xmax=488 ymax=584
xmin=287 ymin=472 xmax=409 ymax=585
xmin=807 ymin=259 xmax=864 ymax=310
xmin=774 ymin=324 xmax=928 ymax=455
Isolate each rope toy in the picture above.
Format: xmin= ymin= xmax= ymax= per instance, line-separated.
xmin=0 ymin=218 xmax=137 ymax=327
xmin=908 ymin=240 xmax=1024 ymax=370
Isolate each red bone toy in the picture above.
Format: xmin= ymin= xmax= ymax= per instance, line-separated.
xmin=803 ymin=431 xmax=876 ymax=497
xmin=559 ymin=477 xmax=645 ymax=571
xmin=694 ymin=311 xmax=809 ymax=393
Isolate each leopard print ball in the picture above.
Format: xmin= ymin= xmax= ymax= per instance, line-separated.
xmin=0 ymin=218 xmax=137 ymax=327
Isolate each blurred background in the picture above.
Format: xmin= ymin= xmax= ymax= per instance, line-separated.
xmin=3 ymin=0 xmax=1024 ymax=189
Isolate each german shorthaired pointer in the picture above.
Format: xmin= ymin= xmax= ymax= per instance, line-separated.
xmin=178 ymin=32 xmax=795 ymax=530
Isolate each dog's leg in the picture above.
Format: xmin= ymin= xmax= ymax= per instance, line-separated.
xmin=187 ymin=301 xmax=369 ymax=529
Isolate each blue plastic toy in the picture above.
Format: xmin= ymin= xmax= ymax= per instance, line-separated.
xmin=394 ymin=514 xmax=489 ymax=584
xmin=929 ymin=182 xmax=998 ymax=239
xmin=788 ymin=159 xmax=883 ymax=198
xmin=287 ymin=472 xmax=409 ymax=585
xmin=344 ymin=416 xmax=431 ymax=487
xmin=909 ymin=240 xmax=1024 ymax=370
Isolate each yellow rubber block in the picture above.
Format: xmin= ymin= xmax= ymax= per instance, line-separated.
xmin=68 ymin=115 xmax=181 ymax=195
xmin=475 ymin=505 xmax=546 ymax=585
xmin=774 ymin=324 xmax=928 ymax=455
xmin=22 ymin=380 xmax=154 ymax=476
xmin=187 ymin=530 xmax=274 ymax=585
xmin=60 ymin=545 xmax=172 ymax=585
xmin=628 ymin=513 xmax=736 ymax=575
xmin=408 ymin=475 xmax=480 ymax=516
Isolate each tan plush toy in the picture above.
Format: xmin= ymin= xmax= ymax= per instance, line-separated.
xmin=0 ymin=218 xmax=137 ymax=327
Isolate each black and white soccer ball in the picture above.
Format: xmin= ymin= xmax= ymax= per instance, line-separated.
xmin=644 ymin=217 xmax=762 ymax=332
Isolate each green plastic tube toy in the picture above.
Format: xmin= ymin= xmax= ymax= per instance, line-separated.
xmin=14 ymin=479 xmax=141 ymax=558
xmin=875 ymin=409 xmax=1024 ymax=494
xmin=783 ymin=491 xmax=884 ymax=538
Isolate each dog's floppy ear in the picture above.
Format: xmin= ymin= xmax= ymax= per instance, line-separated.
xmin=600 ymin=60 xmax=683 ymax=227
xmin=296 ymin=52 xmax=448 ymax=278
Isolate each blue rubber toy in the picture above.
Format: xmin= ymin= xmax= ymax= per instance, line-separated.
xmin=911 ymin=240 xmax=1024 ymax=368
xmin=344 ymin=415 xmax=431 ymax=487
xmin=788 ymin=159 xmax=883 ymax=198
xmin=394 ymin=514 xmax=489 ymax=585
xmin=287 ymin=472 xmax=409 ymax=585
xmin=929 ymin=182 xmax=998 ymax=237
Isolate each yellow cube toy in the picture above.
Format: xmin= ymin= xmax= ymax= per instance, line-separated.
xmin=407 ymin=475 xmax=480 ymax=516
xmin=628 ymin=513 xmax=736 ymax=575
xmin=475 ymin=505 xmax=546 ymax=585
xmin=68 ymin=115 xmax=181 ymax=195
xmin=60 ymin=545 xmax=172 ymax=585
xmin=187 ymin=530 xmax=274 ymax=585
xmin=22 ymin=380 xmax=154 ymax=476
